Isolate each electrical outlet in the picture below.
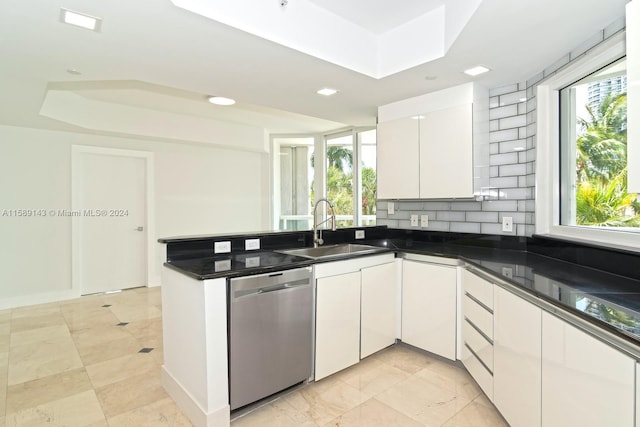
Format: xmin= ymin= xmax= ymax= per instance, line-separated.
xmin=421 ymin=215 xmax=429 ymax=228
xmin=245 ymin=238 xmax=260 ymax=250
xmin=502 ymin=216 xmax=513 ymax=232
xmin=502 ymin=267 xmax=513 ymax=279
xmin=355 ymin=230 xmax=365 ymax=239
xmin=410 ymin=214 xmax=419 ymax=227
xmin=214 ymin=241 xmax=231 ymax=253
xmin=387 ymin=202 xmax=395 ymax=215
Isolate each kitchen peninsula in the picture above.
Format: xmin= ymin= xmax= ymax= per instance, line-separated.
xmin=160 ymin=227 xmax=640 ymax=427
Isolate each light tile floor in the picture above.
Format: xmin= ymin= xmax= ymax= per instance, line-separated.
xmin=0 ymin=287 xmax=507 ymax=427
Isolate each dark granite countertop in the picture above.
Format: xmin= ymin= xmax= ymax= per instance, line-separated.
xmin=161 ymin=228 xmax=640 ymax=349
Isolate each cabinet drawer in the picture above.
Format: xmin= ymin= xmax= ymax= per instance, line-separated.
xmin=462 ymin=343 xmax=493 ymax=401
xmin=463 ymin=294 xmax=493 ymax=339
xmin=463 ymin=270 xmax=493 ymax=309
xmin=463 ymin=319 xmax=493 ymax=372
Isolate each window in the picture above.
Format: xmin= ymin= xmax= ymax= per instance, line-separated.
xmin=537 ymin=32 xmax=640 ymax=248
xmin=560 ymin=59 xmax=637 ymax=230
xmin=274 ymin=136 xmax=315 ymax=230
xmin=272 ymin=129 xmax=376 ymax=231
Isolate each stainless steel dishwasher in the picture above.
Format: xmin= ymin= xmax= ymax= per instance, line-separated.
xmin=228 ymin=266 xmax=313 ymax=410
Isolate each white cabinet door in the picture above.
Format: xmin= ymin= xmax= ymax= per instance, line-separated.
xmin=401 ymin=261 xmax=457 ymax=360
xmin=315 ymin=271 xmax=361 ymax=381
xmin=361 ymin=262 xmax=397 ymax=359
xmin=541 ymin=312 xmax=635 ymax=427
xmin=419 ymin=104 xmax=473 ymax=199
xmin=376 ymin=116 xmax=420 ymax=199
xmin=627 ymin=0 xmax=640 ymax=193
xmin=493 ymin=286 xmax=541 ymax=427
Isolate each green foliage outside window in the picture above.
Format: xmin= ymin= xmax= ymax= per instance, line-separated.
xmin=575 ymin=92 xmax=640 ymax=227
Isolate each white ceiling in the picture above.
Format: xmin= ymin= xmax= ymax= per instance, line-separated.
xmin=0 ymin=0 xmax=629 ymax=143
xmin=308 ymin=0 xmax=445 ymax=34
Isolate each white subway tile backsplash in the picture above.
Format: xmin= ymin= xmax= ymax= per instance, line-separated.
xmin=389 ymin=210 xmax=410 ymax=220
xmin=543 ymin=54 xmax=570 ymax=77
xmin=490 ymin=166 xmax=500 ymax=178
xmin=499 ymin=115 xmax=527 ymax=130
xmin=499 ymin=90 xmax=527 ymax=106
xmin=500 ymin=164 xmax=527 ymax=176
xmin=436 ymin=211 xmax=466 ymax=222
xmin=450 ymin=222 xmax=481 ymax=233
xmin=481 ymin=223 xmax=506 ymax=235
xmin=427 ymin=221 xmax=450 ymax=232
xmin=490 ymin=84 xmax=519 ymax=97
xmin=397 ymin=201 xmax=424 ymax=211
xmin=490 ymin=129 xmax=519 ymax=143
xmin=499 ymin=139 xmax=527 ymax=153
xmin=570 ymin=31 xmax=604 ymax=61
xmin=490 ymin=143 xmax=500 ymax=154
xmin=423 ymin=202 xmax=451 ymax=211
xmin=490 ymin=96 xmax=500 ymax=108
xmin=491 ymin=152 xmax=519 ymax=166
xmin=491 ymin=176 xmax=519 ymax=188
xmin=490 ymin=120 xmax=500 ymax=132
xmin=466 ymin=211 xmax=499 ymax=223
xmin=450 ymin=201 xmax=482 ymax=211
xmin=482 ymin=200 xmax=519 ymax=212
xmin=490 ymin=105 xmax=518 ymax=120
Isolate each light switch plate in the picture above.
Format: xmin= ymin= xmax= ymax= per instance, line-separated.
xmin=410 ymin=214 xmax=419 ymax=227
xmin=355 ymin=230 xmax=365 ymax=239
xmin=421 ymin=215 xmax=429 ymax=228
xmin=245 ymin=238 xmax=260 ymax=250
xmin=214 ymin=241 xmax=231 ymax=253
xmin=502 ymin=216 xmax=513 ymax=232
xmin=387 ymin=202 xmax=395 ymax=215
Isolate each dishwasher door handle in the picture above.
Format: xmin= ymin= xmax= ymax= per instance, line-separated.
xmin=233 ymin=279 xmax=310 ymax=299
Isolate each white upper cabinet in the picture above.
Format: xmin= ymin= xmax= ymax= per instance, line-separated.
xmin=419 ymin=104 xmax=474 ymax=199
xmin=627 ymin=0 xmax=639 ymax=193
xmin=377 ymin=82 xmax=489 ymax=200
xmin=377 ymin=116 xmax=420 ymax=199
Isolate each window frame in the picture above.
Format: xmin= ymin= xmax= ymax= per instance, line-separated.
xmin=536 ymin=31 xmax=640 ymax=250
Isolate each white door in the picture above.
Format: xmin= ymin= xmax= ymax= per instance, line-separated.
xmin=75 ymin=149 xmax=147 ymax=295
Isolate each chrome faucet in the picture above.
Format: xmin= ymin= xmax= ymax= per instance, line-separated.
xmin=312 ymin=198 xmax=336 ymax=247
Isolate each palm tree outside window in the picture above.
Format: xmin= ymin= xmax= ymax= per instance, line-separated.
xmin=560 ymin=58 xmax=640 ymax=229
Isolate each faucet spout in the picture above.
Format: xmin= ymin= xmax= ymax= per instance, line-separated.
xmin=312 ymin=198 xmax=336 ymax=248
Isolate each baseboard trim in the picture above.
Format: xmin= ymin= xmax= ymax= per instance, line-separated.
xmin=161 ymin=366 xmax=230 ymax=427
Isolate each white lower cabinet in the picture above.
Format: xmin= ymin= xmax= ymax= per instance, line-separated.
xmin=401 ymin=260 xmax=457 ymax=360
xmin=493 ymin=286 xmax=541 ymax=427
xmin=360 ymin=262 xmax=397 ymax=359
xmin=461 ymin=269 xmax=494 ymax=400
xmin=541 ymin=312 xmax=635 ymax=427
xmin=315 ymin=271 xmax=361 ymax=381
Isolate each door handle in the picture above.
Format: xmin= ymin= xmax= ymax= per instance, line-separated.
xmin=135 ymin=226 xmax=144 ymax=231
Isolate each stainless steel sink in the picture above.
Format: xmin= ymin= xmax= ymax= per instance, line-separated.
xmin=276 ymin=243 xmax=387 ymax=260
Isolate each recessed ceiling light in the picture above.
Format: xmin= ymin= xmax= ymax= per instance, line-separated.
xmin=411 ymin=115 xmax=425 ymax=120
xmin=424 ymin=75 xmax=437 ymax=81
xmin=208 ymin=96 xmax=236 ymax=106
xmin=463 ymin=65 xmax=490 ymax=76
xmin=60 ymin=8 xmax=102 ymax=31
xmin=317 ymin=88 xmax=338 ymax=96
xmin=66 ymin=68 xmax=82 ymax=75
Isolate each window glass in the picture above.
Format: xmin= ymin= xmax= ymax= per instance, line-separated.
xmin=358 ymin=129 xmax=377 ymax=226
xmin=275 ymin=137 xmax=314 ymax=230
xmin=326 ymin=134 xmax=354 ymax=227
xmin=559 ymin=58 xmax=639 ymax=230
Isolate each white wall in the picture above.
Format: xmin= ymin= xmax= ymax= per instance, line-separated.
xmin=0 ymin=124 xmax=270 ymax=308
